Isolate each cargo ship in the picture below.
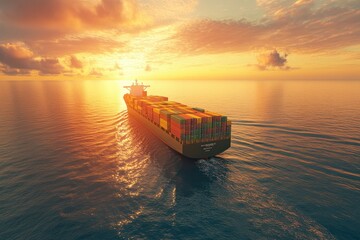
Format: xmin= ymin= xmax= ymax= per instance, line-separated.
xmin=123 ymin=80 xmax=231 ymax=159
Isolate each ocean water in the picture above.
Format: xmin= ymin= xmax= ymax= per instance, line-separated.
xmin=0 ymin=80 xmax=359 ymax=240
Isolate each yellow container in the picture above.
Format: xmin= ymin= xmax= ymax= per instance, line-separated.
xmin=160 ymin=118 xmax=168 ymax=129
xmin=154 ymin=107 xmax=171 ymax=114
xmin=187 ymin=113 xmax=202 ymax=123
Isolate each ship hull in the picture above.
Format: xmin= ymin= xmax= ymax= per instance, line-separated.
xmin=125 ymin=105 xmax=231 ymax=159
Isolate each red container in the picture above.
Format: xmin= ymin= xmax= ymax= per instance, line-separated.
xmin=153 ymin=112 xmax=160 ymax=125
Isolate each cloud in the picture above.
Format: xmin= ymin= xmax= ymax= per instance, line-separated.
xmin=38 ymin=58 xmax=64 ymax=75
xmin=0 ymin=1 xmax=149 ymax=74
xmin=255 ymin=50 xmax=290 ymax=70
xmin=0 ymin=0 xmax=200 ymax=44
xmin=69 ymin=55 xmax=83 ymax=69
xmin=113 ymin=63 xmax=123 ymax=75
xmin=172 ymin=20 xmax=262 ymax=54
xmin=0 ymin=0 xmax=147 ymax=34
xmin=141 ymin=0 xmax=198 ymax=23
xmin=256 ymin=0 xmax=301 ymax=17
xmin=2 ymin=67 xmax=30 ymax=75
xmin=0 ymin=42 xmax=64 ymax=75
xmin=0 ymin=42 xmax=34 ymax=69
xmin=170 ymin=0 xmax=360 ymax=54
xmin=145 ymin=64 xmax=152 ymax=71
xmin=26 ymin=35 xmax=126 ymax=56
xmin=89 ymin=68 xmax=103 ymax=77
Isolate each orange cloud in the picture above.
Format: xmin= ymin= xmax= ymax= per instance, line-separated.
xmin=2 ymin=68 xmax=30 ymax=75
xmin=69 ymin=55 xmax=83 ymax=69
xmin=0 ymin=43 xmax=34 ymax=68
xmin=256 ymin=50 xmax=290 ymax=70
xmin=172 ymin=20 xmax=260 ymax=54
xmin=0 ymin=0 xmax=152 ymax=73
xmin=0 ymin=0 xmax=146 ymax=32
xmin=89 ymin=68 xmax=103 ymax=77
xmin=38 ymin=58 xmax=64 ymax=75
xmin=26 ymin=36 xmax=126 ymax=56
xmin=0 ymin=43 xmax=64 ymax=75
xmin=171 ymin=1 xmax=360 ymax=54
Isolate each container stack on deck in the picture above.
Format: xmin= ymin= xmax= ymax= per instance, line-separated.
xmin=124 ymin=94 xmax=231 ymax=144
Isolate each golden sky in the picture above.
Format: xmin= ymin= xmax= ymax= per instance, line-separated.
xmin=0 ymin=0 xmax=359 ymax=80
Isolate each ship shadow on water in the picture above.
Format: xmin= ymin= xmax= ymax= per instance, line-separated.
xmin=125 ymin=112 xmax=230 ymax=199
xmin=171 ymin=156 xmax=229 ymax=199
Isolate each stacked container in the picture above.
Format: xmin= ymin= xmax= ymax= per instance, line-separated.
xmin=124 ymin=94 xmax=231 ymax=143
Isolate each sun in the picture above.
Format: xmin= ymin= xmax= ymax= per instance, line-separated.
xmin=118 ymin=54 xmax=147 ymax=79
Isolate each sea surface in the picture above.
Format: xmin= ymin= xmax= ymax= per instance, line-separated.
xmin=0 ymin=80 xmax=359 ymax=240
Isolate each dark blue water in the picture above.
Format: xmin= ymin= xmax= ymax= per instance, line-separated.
xmin=0 ymin=80 xmax=359 ymax=239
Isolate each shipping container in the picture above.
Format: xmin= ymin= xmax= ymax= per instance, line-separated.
xmin=123 ymin=81 xmax=231 ymax=158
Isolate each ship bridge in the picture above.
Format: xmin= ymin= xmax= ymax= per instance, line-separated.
xmin=123 ymin=80 xmax=150 ymax=97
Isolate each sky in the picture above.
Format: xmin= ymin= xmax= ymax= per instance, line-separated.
xmin=0 ymin=0 xmax=359 ymax=80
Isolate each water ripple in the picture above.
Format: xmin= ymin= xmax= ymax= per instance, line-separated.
xmin=1 ymin=81 xmax=359 ymax=240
